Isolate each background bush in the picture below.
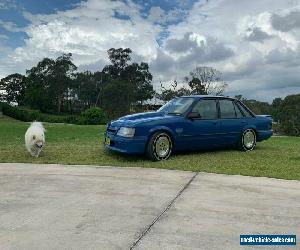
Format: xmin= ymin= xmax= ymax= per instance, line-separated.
xmin=274 ymin=94 xmax=300 ymax=136
xmin=80 ymin=107 xmax=107 ymax=125
xmin=0 ymin=103 xmax=107 ymax=125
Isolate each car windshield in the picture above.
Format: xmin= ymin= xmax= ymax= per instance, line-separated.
xmin=158 ymin=97 xmax=195 ymax=115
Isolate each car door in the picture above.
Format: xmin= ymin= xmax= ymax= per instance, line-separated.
xmin=182 ymin=99 xmax=220 ymax=149
xmin=218 ymin=99 xmax=247 ymax=145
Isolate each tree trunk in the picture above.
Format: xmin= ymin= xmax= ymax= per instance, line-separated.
xmin=58 ymin=98 xmax=61 ymax=114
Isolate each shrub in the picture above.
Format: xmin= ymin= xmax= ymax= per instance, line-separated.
xmin=80 ymin=107 xmax=107 ymax=125
xmin=1 ymin=102 xmax=80 ymax=124
xmin=38 ymin=113 xmax=79 ymax=124
xmin=0 ymin=103 xmax=108 ymax=125
xmin=275 ymin=94 xmax=300 ymax=136
xmin=1 ymin=103 xmax=38 ymax=121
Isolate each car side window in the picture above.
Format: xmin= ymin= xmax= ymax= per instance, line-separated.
xmin=192 ymin=99 xmax=217 ymax=119
xmin=236 ymin=102 xmax=253 ymax=118
xmin=219 ymin=99 xmax=237 ymax=119
xmin=234 ymin=102 xmax=244 ymax=118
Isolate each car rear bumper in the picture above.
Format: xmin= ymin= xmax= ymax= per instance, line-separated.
xmin=104 ymin=133 xmax=147 ymax=154
xmin=257 ymin=130 xmax=273 ymax=142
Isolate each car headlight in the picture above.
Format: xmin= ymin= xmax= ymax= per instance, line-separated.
xmin=117 ymin=127 xmax=135 ymax=137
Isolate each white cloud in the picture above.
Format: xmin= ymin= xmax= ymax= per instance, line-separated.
xmin=147 ymin=6 xmax=165 ymax=24
xmin=2 ymin=0 xmax=160 ymax=78
xmin=0 ymin=20 xmax=24 ymax=32
xmin=157 ymin=0 xmax=300 ymax=100
xmin=271 ymin=8 xmax=300 ymax=32
xmin=1 ymin=0 xmax=300 ymax=102
xmin=147 ymin=6 xmax=188 ymax=25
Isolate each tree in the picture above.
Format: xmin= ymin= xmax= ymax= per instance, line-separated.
xmin=102 ymin=79 xmax=133 ymax=119
xmin=25 ymin=58 xmax=56 ymax=112
xmin=157 ymin=80 xmax=191 ymax=102
xmin=0 ymin=49 xmax=155 ymax=117
xmin=102 ymin=48 xmax=155 ymax=117
xmin=108 ymin=48 xmax=132 ymax=71
xmin=103 ymin=48 xmax=132 ymax=78
xmin=74 ymin=71 xmax=98 ymax=109
xmin=122 ymin=62 xmax=154 ymax=105
xmin=0 ymin=73 xmax=26 ymax=105
xmin=93 ymin=71 xmax=105 ymax=107
xmin=185 ymin=66 xmax=227 ymax=95
xmin=25 ymin=53 xmax=77 ymax=114
xmin=271 ymin=97 xmax=283 ymax=122
xmin=51 ymin=53 xmax=77 ymax=114
xmin=274 ymin=94 xmax=300 ymax=136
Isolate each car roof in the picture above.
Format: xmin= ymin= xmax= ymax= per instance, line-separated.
xmin=181 ymin=95 xmax=237 ymax=100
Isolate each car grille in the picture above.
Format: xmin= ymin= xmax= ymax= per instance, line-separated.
xmin=107 ymin=125 xmax=118 ymax=135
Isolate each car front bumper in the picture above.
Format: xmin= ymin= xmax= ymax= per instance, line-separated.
xmin=104 ymin=132 xmax=147 ymax=154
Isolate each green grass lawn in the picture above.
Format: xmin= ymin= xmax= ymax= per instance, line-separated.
xmin=0 ymin=116 xmax=299 ymax=180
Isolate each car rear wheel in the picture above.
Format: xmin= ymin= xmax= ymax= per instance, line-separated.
xmin=238 ymin=129 xmax=256 ymax=151
xmin=146 ymin=132 xmax=172 ymax=161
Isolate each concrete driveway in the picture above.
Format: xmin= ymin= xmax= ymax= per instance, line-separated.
xmin=0 ymin=163 xmax=299 ymax=250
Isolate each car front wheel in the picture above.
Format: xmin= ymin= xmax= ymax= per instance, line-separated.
xmin=146 ymin=132 xmax=172 ymax=161
xmin=239 ymin=129 xmax=256 ymax=151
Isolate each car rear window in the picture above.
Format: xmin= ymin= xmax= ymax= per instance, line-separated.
xmin=236 ymin=102 xmax=253 ymax=117
xmin=234 ymin=102 xmax=244 ymax=118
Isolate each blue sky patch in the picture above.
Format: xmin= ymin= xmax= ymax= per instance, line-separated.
xmin=113 ymin=10 xmax=131 ymax=21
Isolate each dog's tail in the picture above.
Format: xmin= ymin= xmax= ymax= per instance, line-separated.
xmin=31 ymin=121 xmax=45 ymax=132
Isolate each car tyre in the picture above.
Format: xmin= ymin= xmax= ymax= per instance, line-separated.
xmin=146 ymin=132 xmax=172 ymax=161
xmin=238 ymin=128 xmax=256 ymax=151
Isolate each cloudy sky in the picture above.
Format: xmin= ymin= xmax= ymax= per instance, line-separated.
xmin=1 ymin=0 xmax=300 ymax=102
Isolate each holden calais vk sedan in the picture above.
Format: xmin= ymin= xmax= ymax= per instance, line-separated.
xmin=104 ymin=96 xmax=273 ymax=161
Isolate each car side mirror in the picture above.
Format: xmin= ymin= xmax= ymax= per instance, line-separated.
xmin=187 ymin=112 xmax=201 ymax=119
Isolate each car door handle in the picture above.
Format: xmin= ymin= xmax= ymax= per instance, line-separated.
xmin=241 ymin=121 xmax=246 ymax=124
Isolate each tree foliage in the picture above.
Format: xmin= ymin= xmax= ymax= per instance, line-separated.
xmin=73 ymin=71 xmax=103 ymax=109
xmin=0 ymin=49 xmax=154 ymax=119
xmin=157 ymin=66 xmax=226 ymax=103
xmin=80 ymin=107 xmax=106 ymax=125
xmin=106 ymin=48 xmax=132 ymax=74
xmin=185 ymin=66 xmax=227 ymax=95
xmin=0 ymin=73 xmax=26 ymax=105
xmin=274 ymin=94 xmax=300 ymax=136
xmin=102 ymin=79 xmax=133 ymax=119
xmin=157 ymin=80 xmax=191 ymax=102
xmin=25 ymin=53 xmax=77 ymax=113
xmin=124 ymin=62 xmax=154 ymax=104
xmin=102 ymin=48 xmax=154 ymax=118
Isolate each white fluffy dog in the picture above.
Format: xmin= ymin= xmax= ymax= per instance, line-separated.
xmin=25 ymin=121 xmax=45 ymax=157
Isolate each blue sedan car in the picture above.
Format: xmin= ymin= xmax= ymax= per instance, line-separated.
xmin=105 ymin=96 xmax=273 ymax=161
